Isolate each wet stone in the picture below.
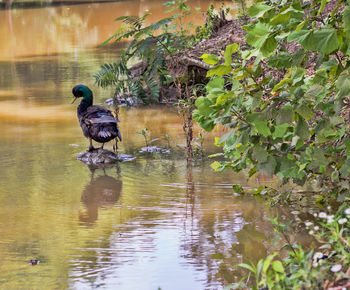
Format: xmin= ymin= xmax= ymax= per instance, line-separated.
xmin=77 ymin=149 xmax=135 ymax=165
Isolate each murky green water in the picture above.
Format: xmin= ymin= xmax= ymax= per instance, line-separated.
xmin=0 ymin=1 xmax=314 ymax=289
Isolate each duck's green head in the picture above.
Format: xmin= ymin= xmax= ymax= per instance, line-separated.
xmin=72 ymin=84 xmax=93 ymax=103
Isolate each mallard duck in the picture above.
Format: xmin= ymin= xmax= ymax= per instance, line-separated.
xmin=72 ymin=84 xmax=122 ymax=151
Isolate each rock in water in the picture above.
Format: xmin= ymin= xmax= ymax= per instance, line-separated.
xmin=77 ymin=148 xmax=135 ymax=165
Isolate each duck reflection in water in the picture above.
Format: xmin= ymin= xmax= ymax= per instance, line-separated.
xmin=79 ymin=169 xmax=122 ymax=225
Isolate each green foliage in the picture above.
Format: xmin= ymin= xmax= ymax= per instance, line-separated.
xmin=136 ymin=128 xmax=161 ymax=147
xmin=237 ymin=252 xmax=285 ymax=289
xmin=193 ymin=0 xmax=350 ymax=194
xmin=234 ymin=206 xmax=350 ymax=289
xmin=94 ymin=0 xmax=201 ymax=104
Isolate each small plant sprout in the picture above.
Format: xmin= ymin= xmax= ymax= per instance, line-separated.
xmin=136 ymin=128 xmax=151 ymax=147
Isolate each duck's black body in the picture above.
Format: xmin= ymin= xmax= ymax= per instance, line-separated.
xmin=73 ymin=85 xmax=121 ymax=151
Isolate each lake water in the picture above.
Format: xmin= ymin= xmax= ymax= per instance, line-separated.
xmin=0 ymin=1 xmax=314 ymax=289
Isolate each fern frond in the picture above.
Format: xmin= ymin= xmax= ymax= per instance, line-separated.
xmin=144 ymin=73 xmax=160 ymax=101
xmin=94 ymin=57 xmax=130 ymax=88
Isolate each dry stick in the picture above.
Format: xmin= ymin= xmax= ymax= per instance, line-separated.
xmin=113 ymin=95 xmax=120 ymax=153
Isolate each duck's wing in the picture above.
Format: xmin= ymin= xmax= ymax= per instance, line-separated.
xmin=81 ymin=105 xmax=122 ymax=142
xmin=82 ymin=106 xmax=117 ymax=124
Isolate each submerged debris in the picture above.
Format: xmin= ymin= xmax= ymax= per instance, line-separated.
xmin=77 ymin=148 xmax=135 ymax=166
xmin=139 ymin=146 xmax=170 ymax=154
xmin=28 ymin=259 xmax=40 ymax=266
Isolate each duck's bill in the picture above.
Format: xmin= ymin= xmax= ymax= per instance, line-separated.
xmin=71 ymin=97 xmax=77 ymax=104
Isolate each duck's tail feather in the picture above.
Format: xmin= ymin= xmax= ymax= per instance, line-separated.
xmin=98 ymin=128 xmax=112 ymax=138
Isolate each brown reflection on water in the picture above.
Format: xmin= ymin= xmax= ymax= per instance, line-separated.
xmin=0 ymin=0 xmax=236 ymax=60
xmin=79 ymin=172 xmax=122 ymax=225
xmin=0 ymin=0 xmax=316 ymax=289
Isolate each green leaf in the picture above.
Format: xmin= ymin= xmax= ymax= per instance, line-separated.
xmin=288 ymin=29 xmax=339 ymax=54
xmin=200 ymin=53 xmax=220 ymax=65
xmin=295 ymin=114 xmax=310 ymax=139
xmin=287 ymin=29 xmax=313 ymax=46
xmin=312 ymin=29 xmax=339 ymax=54
xmin=211 ymin=161 xmax=222 ymax=171
xmin=320 ymin=58 xmax=338 ymax=70
xmin=343 ymin=6 xmax=350 ymax=38
xmin=216 ymin=92 xmax=234 ymax=106
xmin=272 ymin=78 xmax=292 ymax=93
xmin=295 ymin=103 xmax=314 ymax=121
xmin=224 ymin=43 xmax=239 ymax=66
xmin=232 ymin=184 xmax=244 ymax=194
xmin=246 ymin=23 xmax=277 ymax=56
xmin=336 ymin=69 xmax=350 ymax=98
xmin=263 ymin=253 xmax=277 ymax=273
xmin=207 ymin=65 xmax=232 ymax=77
xmin=237 ymin=263 xmax=255 ymax=273
xmin=252 ymin=120 xmax=271 ymax=137
xmin=272 ymin=260 xmax=285 ymax=273
xmin=252 ymin=145 xmax=268 ymax=163
xmin=257 ymin=156 xmax=277 ymax=176
xmin=195 ymin=97 xmax=214 ymax=116
xmin=218 ymin=130 xmax=236 ymax=144
xmin=277 ymin=105 xmax=294 ymax=124
xmin=198 ymin=119 xmax=215 ymax=132
xmin=206 ymin=77 xmax=224 ymax=93
xmin=272 ymin=123 xmax=289 ymax=139
xmin=247 ymin=3 xmax=272 ymax=18
xmin=261 ymin=35 xmax=278 ymax=57
xmin=268 ymin=53 xmax=292 ymax=68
